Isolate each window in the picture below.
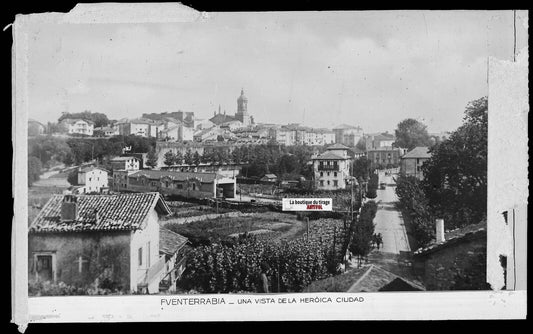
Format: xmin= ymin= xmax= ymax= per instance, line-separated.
xmin=138 ymin=247 xmax=143 ymax=267
xmin=320 ymin=172 xmax=323 ymax=177
xmin=334 ymin=172 xmax=337 ymax=177
xmin=327 ymin=180 xmax=330 ymax=185
xmin=320 ymin=180 xmax=324 ymax=186
xmin=333 ymin=180 xmax=338 ymax=187
xmin=502 ymin=211 xmax=509 ymax=225
xmin=192 ymin=183 xmax=196 ymax=191
xmin=327 ymin=172 xmax=330 ymax=176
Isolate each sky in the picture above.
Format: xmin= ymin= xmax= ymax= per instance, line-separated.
xmin=26 ymin=10 xmax=527 ymax=133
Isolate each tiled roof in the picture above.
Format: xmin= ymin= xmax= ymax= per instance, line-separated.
xmin=413 ymin=221 xmax=487 ymax=257
xmin=327 ymin=143 xmax=350 ymax=150
xmin=209 ymin=114 xmax=236 ymax=125
xmin=402 ymin=146 xmax=431 ymax=159
xmin=29 ymin=193 xmax=171 ymax=233
xmin=129 ymin=170 xmax=219 ymax=183
xmin=370 ymin=133 xmax=395 ymax=140
xmin=79 ymin=166 xmax=109 ymax=173
xmin=110 ymin=156 xmax=139 ymax=162
xmin=312 ymin=151 xmax=347 ymax=160
xmin=159 ymin=228 xmax=188 ymax=256
xmin=351 ymin=147 xmax=365 ymax=154
xmin=262 ymin=174 xmax=277 ymax=178
xmin=305 ymin=264 xmax=424 ymax=292
xmin=347 ymin=265 xmax=425 ymax=292
xmin=61 ymin=118 xmax=95 ymax=125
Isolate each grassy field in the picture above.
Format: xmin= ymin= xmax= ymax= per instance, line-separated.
xmin=163 ymin=211 xmax=306 ymax=246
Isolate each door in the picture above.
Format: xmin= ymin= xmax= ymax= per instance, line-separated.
xmin=36 ymin=255 xmax=53 ymax=282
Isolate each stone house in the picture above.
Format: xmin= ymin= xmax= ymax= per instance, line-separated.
xmin=400 ymin=146 xmax=431 ymax=180
xmin=332 ymin=124 xmax=364 ymax=147
xmin=412 ymin=220 xmax=488 ymax=290
xmin=76 ymin=166 xmax=109 ymax=194
xmin=28 ymin=193 xmax=187 ymax=294
xmin=366 ymin=147 xmax=407 ymax=169
xmin=110 ymin=156 xmax=140 ymax=172
xmin=311 ymin=143 xmax=353 ymax=190
xmin=60 ymin=118 xmax=94 ymax=136
xmin=124 ymin=169 xmax=236 ymax=199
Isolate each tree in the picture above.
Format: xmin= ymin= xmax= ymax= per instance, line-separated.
xmin=278 ymin=154 xmax=300 ymax=175
xmin=395 ymin=175 xmax=435 ymax=248
xmin=28 ymin=156 xmax=42 ymax=187
xmin=349 ymin=201 xmax=377 ymax=267
xmin=193 ymin=151 xmax=201 ymax=166
xmin=394 ymin=118 xmax=431 ymax=150
xmin=146 ymin=148 xmax=158 ymax=169
xmin=184 ymin=149 xmax=194 ymax=165
xmin=421 ymin=97 xmax=487 ymax=230
xmin=352 ymin=157 xmax=371 ymax=181
xmin=174 ymin=150 xmax=183 ymax=165
xmin=67 ymin=169 xmax=79 ymax=186
xmin=163 ymin=151 xmax=176 ymax=167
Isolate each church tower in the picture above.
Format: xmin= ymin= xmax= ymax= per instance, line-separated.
xmin=235 ymin=89 xmax=252 ymax=126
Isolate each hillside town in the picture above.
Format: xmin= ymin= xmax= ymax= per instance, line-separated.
xmin=27 ymin=88 xmax=495 ymax=296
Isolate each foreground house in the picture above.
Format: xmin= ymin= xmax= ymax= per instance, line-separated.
xmin=28 ymin=193 xmax=187 ymax=294
xmin=412 ymin=220 xmax=488 ymax=290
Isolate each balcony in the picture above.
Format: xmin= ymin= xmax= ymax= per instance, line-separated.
xmin=318 ymin=164 xmax=339 ymax=171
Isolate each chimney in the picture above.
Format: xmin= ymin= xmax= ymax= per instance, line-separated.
xmin=93 ymin=208 xmax=99 ymax=224
xmin=436 ymin=219 xmax=445 ymax=243
xmin=61 ymin=195 xmax=78 ymax=221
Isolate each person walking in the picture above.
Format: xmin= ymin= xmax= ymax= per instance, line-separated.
xmin=259 ymin=262 xmax=270 ymax=293
xmin=376 ymin=233 xmax=383 ymax=250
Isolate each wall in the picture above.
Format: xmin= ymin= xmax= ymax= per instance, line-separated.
xmin=416 ymin=236 xmax=487 ymax=290
xmin=28 ymin=231 xmax=131 ymax=291
xmin=130 ymin=209 xmax=160 ymax=293
xmin=313 ymin=159 xmax=349 ymax=190
xmin=487 ymin=47 xmax=528 ymax=291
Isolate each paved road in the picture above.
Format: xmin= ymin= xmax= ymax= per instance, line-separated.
xmin=372 ymin=171 xmax=411 ymax=254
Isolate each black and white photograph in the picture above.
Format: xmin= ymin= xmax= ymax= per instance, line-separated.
xmin=11 ymin=4 xmax=528 ymax=324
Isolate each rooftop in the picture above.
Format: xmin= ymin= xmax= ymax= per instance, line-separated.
xmin=402 ymin=146 xmax=431 ymax=159
xmin=29 ymin=192 xmax=171 ymax=233
xmin=312 ymin=151 xmax=347 ymax=160
xmin=305 ymin=264 xmax=425 ymax=292
xmin=129 ymin=170 xmax=220 ymax=182
xmin=79 ymin=166 xmax=109 ymax=173
xmin=159 ymin=228 xmax=188 ymax=256
xmin=327 ymin=143 xmax=350 ymax=150
xmin=413 ymin=221 xmax=487 ymax=257
xmin=110 ymin=156 xmax=140 ymax=162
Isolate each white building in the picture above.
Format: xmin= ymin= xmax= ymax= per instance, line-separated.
xmin=116 ymin=118 xmax=164 ymax=138
xmin=76 ymin=166 xmax=109 ymax=193
xmin=311 ymin=143 xmax=353 ymax=190
xmin=60 ymin=119 xmax=94 ymax=136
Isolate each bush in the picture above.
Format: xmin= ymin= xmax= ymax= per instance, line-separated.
xmin=179 ymin=235 xmax=340 ymax=293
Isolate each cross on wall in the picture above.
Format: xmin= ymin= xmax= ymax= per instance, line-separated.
xmin=74 ymin=256 xmax=89 ymax=273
